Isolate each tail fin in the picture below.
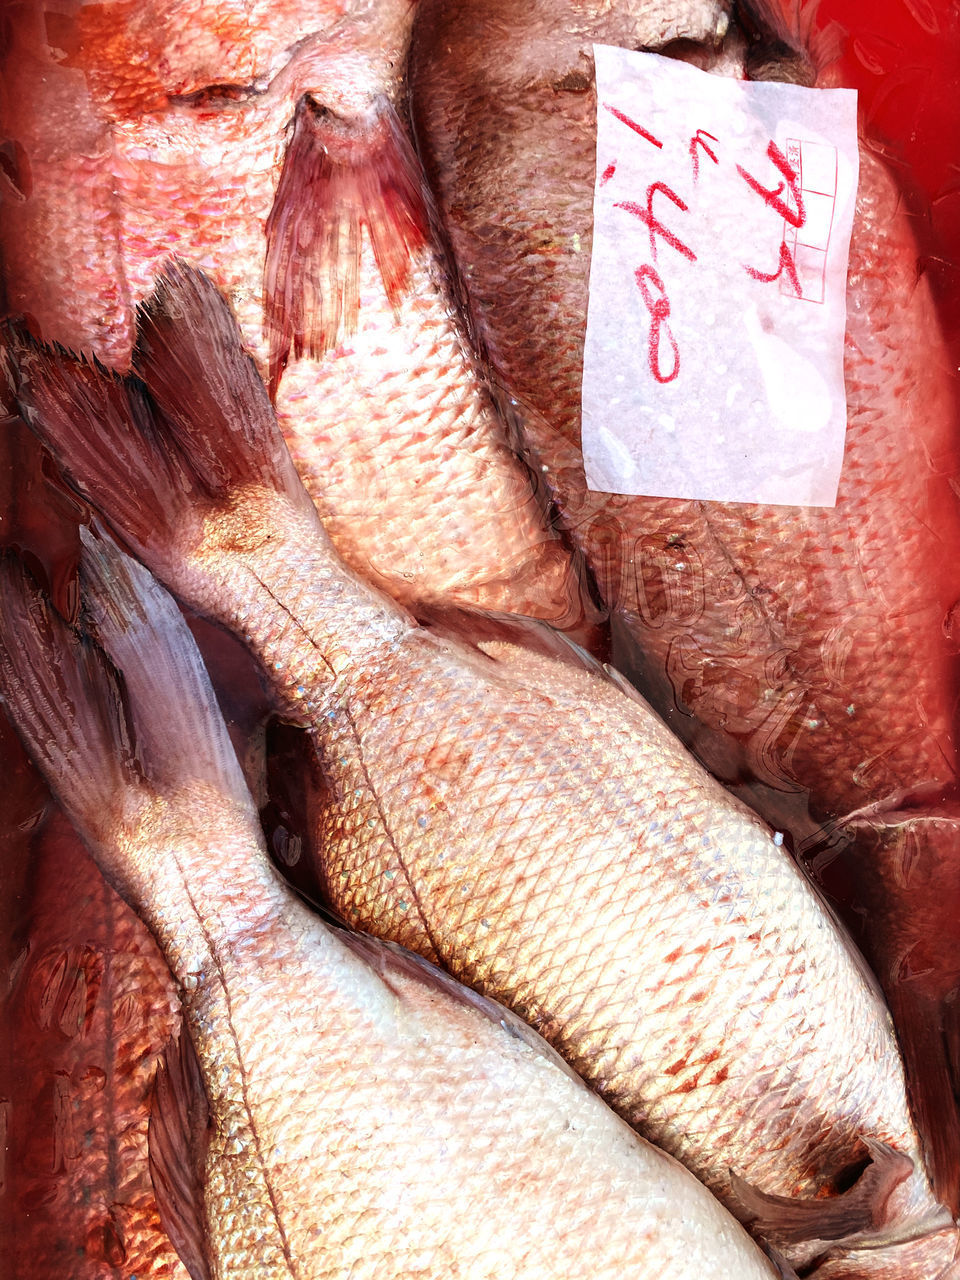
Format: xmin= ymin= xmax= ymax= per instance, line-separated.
xmin=79 ymin=524 xmax=253 ymax=810
xmin=0 ymin=527 xmax=254 ymax=858
xmin=7 ymin=266 xmax=315 ymax=575
xmin=0 ymin=547 xmax=134 ymax=849
xmin=133 ymin=262 xmax=307 ymax=506
xmin=5 ymin=327 xmax=201 ymax=564
xmin=263 ymin=94 xmax=430 ymax=396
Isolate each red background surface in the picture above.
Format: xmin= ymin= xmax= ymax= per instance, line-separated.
xmin=801 ymin=0 xmax=960 ymax=339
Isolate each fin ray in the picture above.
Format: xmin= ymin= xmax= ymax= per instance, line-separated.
xmin=148 ymin=1024 xmax=212 ymax=1280
xmin=729 ymin=1138 xmax=913 ymax=1246
xmin=263 ymin=95 xmax=430 ymax=395
xmin=6 ymin=327 xmax=198 ymax=561
xmin=0 ymin=550 xmax=132 ymax=845
xmin=79 ymin=524 xmax=254 ymax=807
xmin=133 ymin=262 xmax=306 ymax=505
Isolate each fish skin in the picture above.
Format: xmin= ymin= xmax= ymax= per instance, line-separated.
xmin=12 ymin=265 xmax=958 ymax=1275
xmin=0 ymin=412 xmax=185 ymax=1278
xmin=0 ymin=810 xmax=187 ymax=1280
xmin=0 ymin=536 xmax=785 ymax=1280
xmin=407 ymin=0 xmax=960 ymax=1203
xmin=407 ymin=0 xmax=960 ymax=825
xmin=0 ymin=0 xmax=589 ymax=627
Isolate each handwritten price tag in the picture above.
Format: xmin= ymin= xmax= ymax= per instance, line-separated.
xmin=582 ymin=46 xmax=858 ymax=507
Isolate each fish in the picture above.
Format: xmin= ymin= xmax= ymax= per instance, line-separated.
xmin=0 ymin=810 xmax=186 ymax=1280
xmin=407 ymin=0 xmax=960 ymax=1204
xmin=9 ymin=262 xmax=959 ymax=1277
xmin=0 ymin=412 xmax=185 ymax=1278
xmin=0 ymin=0 xmax=589 ymax=628
xmin=0 ymin=529 xmax=788 ymax=1280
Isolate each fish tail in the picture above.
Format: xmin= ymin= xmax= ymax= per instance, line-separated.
xmin=0 ymin=526 xmax=252 ymax=857
xmin=4 ymin=328 xmax=196 ymax=568
xmin=0 ymin=542 xmax=135 ymax=851
xmin=132 ymin=261 xmax=308 ymax=506
xmin=8 ymin=264 xmax=320 ymax=599
xmin=78 ymin=523 xmax=252 ymax=812
xmin=263 ymin=94 xmax=430 ymax=397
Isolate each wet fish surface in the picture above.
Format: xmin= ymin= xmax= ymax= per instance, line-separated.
xmin=0 ymin=0 xmax=587 ymax=626
xmin=408 ymin=0 xmax=960 ymax=1205
xmin=10 ymin=264 xmax=959 ymax=1277
xmin=0 ymin=530 xmax=785 ymax=1280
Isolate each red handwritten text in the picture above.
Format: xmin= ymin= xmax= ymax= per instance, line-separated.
xmin=603 ymin=103 xmax=663 ymax=149
xmin=635 ymin=265 xmax=680 ymax=383
xmin=615 ymin=182 xmax=696 ymax=264
xmin=744 ymin=239 xmax=803 ymax=296
xmin=603 ymin=103 xmax=815 ymax=384
xmin=689 ymin=129 xmax=719 ymax=182
xmin=736 ymin=140 xmax=805 ymax=229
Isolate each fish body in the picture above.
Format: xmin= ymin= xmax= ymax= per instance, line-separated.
xmin=408 ymin=0 xmax=960 ymax=1197
xmin=408 ymin=0 xmax=960 ymax=824
xmin=12 ymin=265 xmax=958 ymax=1276
xmin=0 ymin=811 xmax=186 ymax=1280
xmin=0 ymin=0 xmax=586 ymax=625
xmin=0 ymin=414 xmax=184 ymax=1278
xmin=0 ymin=533 xmax=784 ymax=1280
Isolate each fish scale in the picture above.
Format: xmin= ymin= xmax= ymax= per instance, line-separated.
xmin=0 ymin=536 xmax=787 ymax=1279
xmin=14 ymin=262 xmax=958 ymax=1275
xmin=297 ymin=604 xmax=911 ymax=1210
xmin=410 ymin=0 xmax=960 ymax=819
xmin=409 ymin=0 xmax=960 ymax=1209
xmin=2 ymin=0 xmax=588 ymax=628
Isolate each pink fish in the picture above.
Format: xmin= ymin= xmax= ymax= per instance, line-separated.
xmin=0 ymin=529 xmax=787 ymax=1280
xmin=408 ymin=0 xmax=960 ymax=1202
xmin=8 ymin=263 xmax=958 ymax=1276
xmin=0 ymin=0 xmax=590 ymax=628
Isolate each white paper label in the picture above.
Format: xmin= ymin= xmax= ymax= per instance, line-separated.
xmin=582 ymin=46 xmax=859 ymax=507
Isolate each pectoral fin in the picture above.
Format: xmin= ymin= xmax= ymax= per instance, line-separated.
xmin=729 ymin=1139 xmax=913 ymax=1246
xmin=148 ymin=1023 xmax=212 ymax=1280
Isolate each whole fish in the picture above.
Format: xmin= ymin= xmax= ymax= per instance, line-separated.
xmin=0 ymin=531 xmax=786 ymax=1280
xmin=11 ymin=264 xmax=959 ymax=1277
xmin=408 ymin=0 xmax=960 ymax=1201
xmin=0 ymin=0 xmax=588 ymax=627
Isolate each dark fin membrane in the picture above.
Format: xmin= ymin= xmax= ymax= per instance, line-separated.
xmin=729 ymin=1139 xmax=913 ymax=1247
xmin=0 ymin=549 xmax=134 ymax=847
xmin=133 ymin=261 xmax=307 ymax=506
xmin=5 ymin=324 xmax=198 ymax=561
xmin=735 ymin=0 xmax=844 ymax=82
xmin=263 ymin=93 xmax=431 ymax=396
xmin=148 ymin=1024 xmax=212 ymax=1280
xmin=79 ymin=523 xmax=254 ymax=806
xmin=886 ymin=981 xmax=960 ymax=1220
